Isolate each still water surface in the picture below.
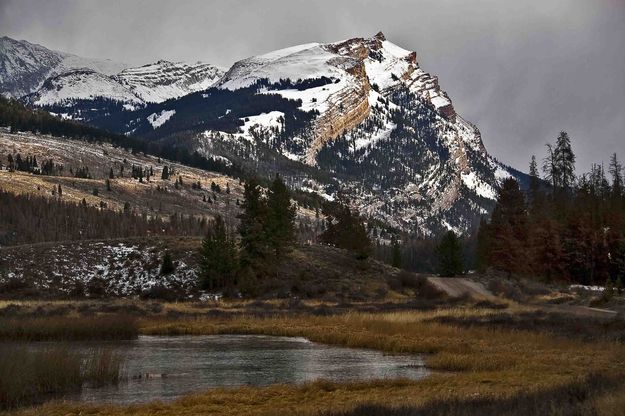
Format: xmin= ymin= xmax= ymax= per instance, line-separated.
xmin=62 ymin=335 xmax=427 ymax=404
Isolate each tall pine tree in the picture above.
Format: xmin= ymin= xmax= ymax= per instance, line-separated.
xmin=265 ymin=174 xmax=296 ymax=262
xmin=436 ymin=231 xmax=463 ymax=277
xmin=199 ymin=215 xmax=238 ymax=290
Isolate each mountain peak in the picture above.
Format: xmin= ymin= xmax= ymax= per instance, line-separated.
xmin=373 ymin=31 xmax=386 ymax=41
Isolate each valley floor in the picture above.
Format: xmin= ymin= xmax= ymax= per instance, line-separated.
xmin=1 ymin=300 xmax=625 ymax=415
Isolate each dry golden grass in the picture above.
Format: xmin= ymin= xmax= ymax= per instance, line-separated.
xmin=5 ymin=309 xmax=624 ymax=416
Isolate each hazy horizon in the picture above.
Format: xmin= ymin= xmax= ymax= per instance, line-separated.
xmin=1 ymin=0 xmax=624 ymax=173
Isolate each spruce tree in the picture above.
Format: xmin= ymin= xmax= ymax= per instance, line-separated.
xmin=160 ymin=252 xmax=175 ymax=275
xmin=237 ymin=177 xmax=269 ymax=284
xmin=475 ymin=217 xmax=490 ymax=273
xmin=489 ymin=178 xmax=528 ymax=276
xmin=609 ymin=153 xmax=623 ymax=200
xmin=391 ymin=239 xmax=402 ymax=268
xmin=265 ymin=174 xmax=296 ymax=261
xmin=199 ymin=215 xmax=238 ymax=290
xmin=436 ymin=231 xmax=463 ymax=277
xmin=320 ymin=198 xmax=371 ymax=260
xmin=554 ymin=131 xmax=576 ymax=190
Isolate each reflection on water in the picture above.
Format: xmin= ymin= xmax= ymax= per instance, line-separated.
xmin=63 ymin=335 xmax=427 ymax=404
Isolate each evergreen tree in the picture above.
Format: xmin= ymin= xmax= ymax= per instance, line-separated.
xmin=489 ymin=178 xmax=528 ymax=276
xmin=609 ymin=153 xmax=623 ymax=199
xmin=161 ymin=166 xmax=169 ymax=180
xmin=542 ymin=144 xmax=558 ymax=189
xmin=436 ymin=230 xmax=463 ymax=277
xmin=160 ymin=252 xmax=175 ymax=275
xmin=265 ymin=174 xmax=296 ymax=262
xmin=391 ymin=239 xmax=402 ymax=268
xmin=475 ymin=217 xmax=490 ymax=273
xmin=554 ymin=131 xmax=576 ymax=190
xmin=320 ymin=198 xmax=371 ymax=260
xmin=528 ymin=155 xmax=540 ymax=202
xmin=237 ymin=177 xmax=269 ymax=285
xmin=199 ymin=215 xmax=238 ymax=290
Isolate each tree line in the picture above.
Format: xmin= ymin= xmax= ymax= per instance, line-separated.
xmin=476 ymin=131 xmax=625 ymax=284
xmin=0 ymin=189 xmax=207 ymax=246
xmin=198 ymin=176 xmax=373 ymax=294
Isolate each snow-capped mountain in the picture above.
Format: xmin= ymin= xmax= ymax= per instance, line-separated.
xmin=3 ymin=32 xmax=526 ymax=234
xmin=22 ymin=60 xmax=225 ymax=111
xmin=202 ymin=32 xmax=522 ymax=233
xmin=1 ymin=36 xmax=225 ymax=112
xmin=0 ymin=36 xmax=128 ymax=98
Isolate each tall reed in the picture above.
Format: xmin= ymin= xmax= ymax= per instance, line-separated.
xmin=0 ymin=345 xmax=124 ymax=409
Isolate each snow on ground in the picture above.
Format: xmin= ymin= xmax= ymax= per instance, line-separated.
xmin=461 ymin=171 xmax=497 ymax=200
xmin=118 ymin=61 xmax=224 ymax=103
xmin=364 ymin=40 xmax=412 ymax=91
xmin=32 ymin=70 xmax=143 ymax=106
xmin=240 ymin=111 xmax=284 ymax=133
xmin=570 ymin=285 xmax=605 ymax=292
xmin=0 ymin=241 xmax=199 ymax=297
xmin=147 ymin=109 xmax=176 ymax=129
xmin=219 ymin=43 xmax=345 ymax=90
xmin=491 ymin=162 xmax=517 ymax=185
xmin=259 ymin=78 xmax=347 ymax=114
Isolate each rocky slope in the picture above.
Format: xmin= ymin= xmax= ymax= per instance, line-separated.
xmin=0 ymin=36 xmax=128 ymax=98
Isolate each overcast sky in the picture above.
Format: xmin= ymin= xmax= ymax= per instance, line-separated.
xmin=1 ymin=0 xmax=624 ymax=172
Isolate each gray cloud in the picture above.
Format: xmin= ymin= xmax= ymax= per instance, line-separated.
xmin=1 ymin=0 xmax=624 ymax=172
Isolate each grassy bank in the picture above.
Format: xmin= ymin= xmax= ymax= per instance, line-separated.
xmin=0 ymin=346 xmax=123 ymax=409
xmin=0 ymin=315 xmax=138 ymax=341
xmin=4 ymin=308 xmax=624 ymax=415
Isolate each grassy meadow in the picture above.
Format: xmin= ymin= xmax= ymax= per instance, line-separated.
xmin=1 ymin=306 xmax=623 ymax=415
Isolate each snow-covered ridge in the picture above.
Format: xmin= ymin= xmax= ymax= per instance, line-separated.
xmin=27 ymin=69 xmax=144 ymax=106
xmin=117 ymin=60 xmax=225 ymax=103
xmin=0 ymin=36 xmax=129 ymax=98
xmin=1 ymin=36 xmax=225 ymax=108
xmin=23 ymin=60 xmax=225 ymax=108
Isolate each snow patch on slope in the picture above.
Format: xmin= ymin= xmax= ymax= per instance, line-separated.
xmin=218 ymin=43 xmax=346 ymax=90
xmin=30 ymin=69 xmax=142 ymax=106
xmin=241 ymin=111 xmax=284 ymax=133
xmin=147 ymin=109 xmax=176 ymax=129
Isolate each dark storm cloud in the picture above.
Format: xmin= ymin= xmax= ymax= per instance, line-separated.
xmin=1 ymin=0 xmax=624 ymax=172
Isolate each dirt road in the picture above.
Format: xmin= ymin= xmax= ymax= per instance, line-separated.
xmin=427 ymin=277 xmax=495 ymax=299
xmin=428 ymin=276 xmax=620 ymax=320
